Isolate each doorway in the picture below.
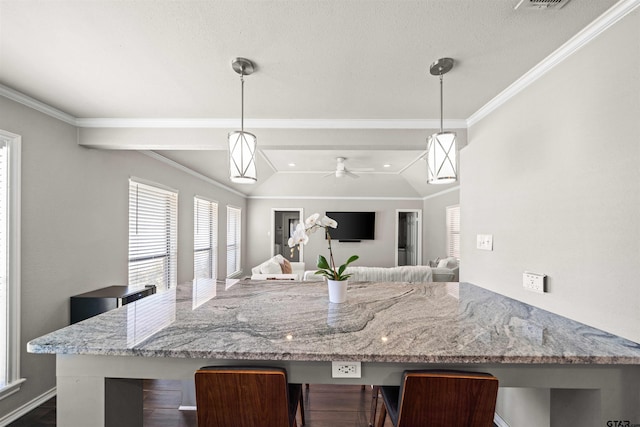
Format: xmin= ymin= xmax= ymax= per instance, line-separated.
xmin=271 ymin=208 xmax=304 ymax=262
xmin=396 ymin=209 xmax=422 ymax=266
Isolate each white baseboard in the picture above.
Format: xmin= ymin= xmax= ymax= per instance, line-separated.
xmin=0 ymin=387 xmax=56 ymax=427
xmin=494 ymin=412 xmax=510 ymax=427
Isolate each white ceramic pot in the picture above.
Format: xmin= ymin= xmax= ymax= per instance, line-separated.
xmin=327 ymin=279 xmax=348 ymax=303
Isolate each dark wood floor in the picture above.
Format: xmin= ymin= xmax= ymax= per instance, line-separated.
xmin=8 ymin=381 xmax=389 ymax=427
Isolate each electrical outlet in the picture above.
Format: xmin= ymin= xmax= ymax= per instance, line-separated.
xmin=331 ymin=361 xmax=361 ymax=378
xmin=523 ymin=272 xmax=546 ymax=293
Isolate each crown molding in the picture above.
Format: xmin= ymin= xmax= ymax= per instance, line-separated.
xmin=140 ymin=151 xmax=248 ymax=198
xmin=467 ymin=0 xmax=640 ymax=127
xmin=247 ymin=195 xmax=424 ymax=201
xmin=0 ymin=84 xmax=76 ymax=125
xmin=275 ymin=170 xmax=399 ymax=175
xmin=422 ymin=185 xmax=460 ymax=201
xmin=75 ymin=117 xmax=467 ymax=130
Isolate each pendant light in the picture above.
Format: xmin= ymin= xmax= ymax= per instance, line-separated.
xmin=426 ymin=58 xmax=457 ymax=184
xmin=228 ymin=57 xmax=257 ymax=184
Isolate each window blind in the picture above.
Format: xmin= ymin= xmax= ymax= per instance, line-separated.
xmin=194 ymin=197 xmax=217 ymax=284
xmin=226 ymin=206 xmax=241 ymax=277
xmin=446 ymin=205 xmax=460 ymax=259
xmin=128 ymin=179 xmax=178 ymax=291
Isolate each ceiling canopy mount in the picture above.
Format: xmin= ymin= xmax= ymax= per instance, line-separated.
xmin=231 ymin=57 xmax=255 ymax=76
xmin=429 ymin=57 xmax=454 ymax=77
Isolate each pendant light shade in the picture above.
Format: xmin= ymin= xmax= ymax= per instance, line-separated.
xmin=427 ymin=130 xmax=457 ymax=184
xmin=229 ymin=130 xmax=257 ymax=183
xmin=228 ymin=57 xmax=257 ymax=184
xmin=427 ymin=58 xmax=457 ymax=184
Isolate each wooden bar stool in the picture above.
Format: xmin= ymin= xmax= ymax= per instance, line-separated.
xmin=195 ymin=366 xmax=305 ymax=427
xmin=376 ymin=370 xmax=498 ymax=427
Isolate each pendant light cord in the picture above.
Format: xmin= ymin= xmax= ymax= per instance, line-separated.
xmin=439 ymin=74 xmax=444 ymax=133
xmin=240 ymin=70 xmax=245 ymax=133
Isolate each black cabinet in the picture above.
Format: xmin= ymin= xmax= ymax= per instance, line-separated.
xmin=70 ymin=285 xmax=156 ymax=324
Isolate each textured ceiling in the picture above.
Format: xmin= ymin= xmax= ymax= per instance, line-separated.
xmin=0 ymin=0 xmax=620 ymax=197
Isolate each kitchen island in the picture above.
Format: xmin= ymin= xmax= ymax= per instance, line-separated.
xmin=28 ymin=280 xmax=640 ymax=426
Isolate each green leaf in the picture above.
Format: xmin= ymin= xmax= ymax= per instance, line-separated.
xmin=316 ymin=269 xmax=337 ymax=280
xmin=337 ymin=264 xmax=346 ymax=276
xmin=344 ymin=255 xmax=359 ymax=266
xmin=316 ymin=255 xmax=330 ymax=270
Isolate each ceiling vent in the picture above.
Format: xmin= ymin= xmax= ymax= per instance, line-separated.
xmin=514 ymin=0 xmax=572 ymax=10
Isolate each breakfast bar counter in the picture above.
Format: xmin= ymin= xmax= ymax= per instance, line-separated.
xmin=28 ymin=280 xmax=640 ymax=426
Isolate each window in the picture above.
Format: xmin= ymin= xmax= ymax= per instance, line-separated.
xmin=128 ymin=179 xmax=178 ymax=291
xmin=194 ymin=197 xmax=218 ymax=284
xmin=446 ymin=205 xmax=460 ymax=259
xmin=0 ymin=130 xmax=24 ymax=399
xmin=226 ymin=206 xmax=242 ymax=277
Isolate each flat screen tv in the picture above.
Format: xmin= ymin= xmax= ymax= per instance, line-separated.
xmin=325 ymin=211 xmax=375 ymax=241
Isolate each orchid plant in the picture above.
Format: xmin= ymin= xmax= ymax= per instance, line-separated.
xmin=288 ymin=213 xmax=359 ymax=281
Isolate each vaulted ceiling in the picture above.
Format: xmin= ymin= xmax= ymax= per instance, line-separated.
xmin=0 ymin=0 xmax=621 ymax=197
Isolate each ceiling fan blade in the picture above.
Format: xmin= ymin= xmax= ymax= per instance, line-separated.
xmin=345 ymin=170 xmax=360 ymax=179
xmin=322 ymin=172 xmax=335 ymax=178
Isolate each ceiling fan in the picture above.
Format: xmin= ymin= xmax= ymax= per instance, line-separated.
xmin=323 ymin=157 xmax=372 ymax=179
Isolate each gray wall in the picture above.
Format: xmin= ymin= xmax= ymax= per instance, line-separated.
xmin=422 ymin=188 xmax=459 ymax=263
xmin=0 ymin=96 xmax=246 ymax=418
xmin=461 ymin=10 xmax=639 ymax=427
xmin=246 ymin=198 xmax=423 ymax=271
xmin=461 ymin=8 xmax=639 ymax=343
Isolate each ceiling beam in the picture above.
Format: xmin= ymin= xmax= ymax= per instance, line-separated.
xmin=78 ymin=127 xmax=467 ymax=150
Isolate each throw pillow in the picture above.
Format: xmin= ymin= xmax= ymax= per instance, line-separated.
xmin=437 ymin=259 xmax=448 ymax=268
xmin=281 ymin=258 xmax=293 ymax=274
xmin=261 ymin=259 xmax=283 ymax=274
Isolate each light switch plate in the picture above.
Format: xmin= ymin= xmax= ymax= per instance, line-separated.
xmin=477 ymin=234 xmax=493 ymax=251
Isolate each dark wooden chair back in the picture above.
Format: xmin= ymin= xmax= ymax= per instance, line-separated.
xmin=195 ymin=366 xmax=299 ymax=427
xmin=396 ymin=370 xmax=498 ymax=427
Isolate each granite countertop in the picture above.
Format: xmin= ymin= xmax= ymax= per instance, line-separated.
xmin=27 ymin=280 xmax=640 ymax=364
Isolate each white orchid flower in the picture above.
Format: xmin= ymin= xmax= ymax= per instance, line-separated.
xmin=285 ymin=212 xmax=357 ymax=282
xmin=320 ymin=216 xmax=338 ymax=228
xmin=288 ymin=223 xmax=309 ymax=247
xmin=305 ymin=213 xmax=320 ymax=227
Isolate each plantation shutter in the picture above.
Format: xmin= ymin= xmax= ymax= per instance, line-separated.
xmin=0 ymin=140 xmax=7 ymax=381
xmin=194 ymin=197 xmax=217 ymax=284
xmin=446 ymin=205 xmax=460 ymax=259
xmin=128 ymin=179 xmax=178 ymax=291
xmin=226 ymin=206 xmax=241 ymax=277
xmin=0 ymin=132 xmax=23 ymax=395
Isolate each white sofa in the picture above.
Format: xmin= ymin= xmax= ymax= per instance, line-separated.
xmin=430 ymin=257 xmax=459 ymax=282
xmin=304 ymin=265 xmax=434 ymax=282
xmin=303 ymin=258 xmax=459 ymax=282
xmin=251 ymin=254 xmax=305 ymax=280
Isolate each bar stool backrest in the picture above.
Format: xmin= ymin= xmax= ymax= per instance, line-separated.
xmin=397 ymin=370 xmax=499 ymax=427
xmin=195 ymin=366 xmax=293 ymax=427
